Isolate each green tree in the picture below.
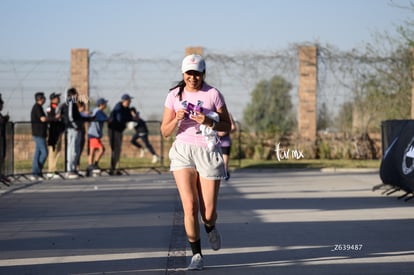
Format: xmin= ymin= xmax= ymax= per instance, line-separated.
xmin=351 ymin=39 xmax=412 ymax=133
xmin=243 ymin=75 xmax=294 ymax=135
xmin=357 ymin=64 xmax=411 ymax=132
xmin=335 ymin=101 xmax=353 ymax=133
xmin=335 ymin=13 xmax=413 ymax=134
xmin=317 ymin=102 xmax=332 ymax=131
xmin=394 ymin=1 xmax=414 ymax=46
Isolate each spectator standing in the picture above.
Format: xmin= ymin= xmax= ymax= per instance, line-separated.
xmin=46 ymin=92 xmax=64 ymax=179
xmin=130 ymin=107 xmax=159 ymax=164
xmin=77 ymin=101 xmax=89 ymax=172
xmin=59 ymin=88 xmax=83 ymax=179
xmin=0 ymin=94 xmax=10 ymax=184
xmin=30 ymin=92 xmax=48 ymax=180
xmin=107 ymin=94 xmax=133 ymax=175
xmin=87 ymin=98 xmax=108 ymax=175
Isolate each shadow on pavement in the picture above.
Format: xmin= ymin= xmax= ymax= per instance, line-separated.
xmin=0 ymin=170 xmax=413 ymax=274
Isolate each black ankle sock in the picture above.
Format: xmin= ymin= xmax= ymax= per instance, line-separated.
xmin=189 ymin=239 xmax=202 ymax=256
xmin=205 ymin=224 xmax=215 ymax=234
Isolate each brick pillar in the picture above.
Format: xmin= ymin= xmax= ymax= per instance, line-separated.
xmin=298 ymin=46 xmax=318 ymax=142
xmin=71 ymin=49 xmax=89 ymax=106
xmin=185 ymin=47 xmax=204 ymax=56
xmin=411 ymin=48 xmax=414 ymax=119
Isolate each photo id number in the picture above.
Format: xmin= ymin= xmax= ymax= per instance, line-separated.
xmin=331 ymin=244 xmax=363 ymax=251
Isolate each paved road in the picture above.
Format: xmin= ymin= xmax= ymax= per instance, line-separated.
xmin=0 ymin=170 xmax=413 ymax=274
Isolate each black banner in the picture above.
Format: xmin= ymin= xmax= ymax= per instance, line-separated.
xmin=0 ymin=122 xmax=14 ymax=177
xmin=380 ymin=120 xmax=414 ymax=192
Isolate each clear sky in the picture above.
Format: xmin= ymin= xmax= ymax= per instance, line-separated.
xmin=0 ymin=0 xmax=412 ymax=60
xmin=0 ymin=0 xmax=412 ymax=121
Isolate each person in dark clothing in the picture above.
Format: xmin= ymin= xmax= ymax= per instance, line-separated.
xmin=0 ymin=94 xmax=10 ymax=184
xmin=31 ymin=92 xmax=48 ymax=180
xmin=77 ymin=101 xmax=89 ymax=171
xmin=108 ymin=93 xmax=133 ymax=175
xmin=130 ymin=107 xmax=159 ymax=164
xmin=46 ymin=92 xmax=64 ymax=179
xmin=58 ymin=88 xmax=84 ymax=179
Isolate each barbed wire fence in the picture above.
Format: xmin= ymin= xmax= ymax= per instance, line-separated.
xmin=0 ymin=44 xmax=409 ymax=166
xmin=86 ymin=45 xmax=355 ymax=125
xmin=0 ymin=45 xmax=390 ymax=125
xmin=0 ymin=59 xmax=70 ymax=121
xmin=0 ymin=46 xmax=337 ymax=123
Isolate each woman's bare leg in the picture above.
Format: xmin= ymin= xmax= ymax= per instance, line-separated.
xmin=173 ymin=168 xmax=200 ymax=242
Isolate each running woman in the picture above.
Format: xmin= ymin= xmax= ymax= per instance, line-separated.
xmin=161 ymin=54 xmax=231 ymax=270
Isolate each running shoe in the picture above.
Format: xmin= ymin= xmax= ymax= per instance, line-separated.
xmin=152 ymin=155 xmax=159 ymax=164
xmin=187 ymin=253 xmax=203 ymax=270
xmin=224 ymin=171 xmax=230 ymax=181
xmin=208 ymin=227 xmax=222 ymax=251
xmin=28 ymin=175 xmax=43 ymax=181
xmin=66 ymin=172 xmax=79 ymax=179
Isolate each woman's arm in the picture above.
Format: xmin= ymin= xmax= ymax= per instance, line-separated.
xmin=160 ymin=107 xmax=187 ymax=138
xmin=217 ymin=112 xmax=236 ymax=137
xmin=214 ymin=105 xmax=231 ymax=132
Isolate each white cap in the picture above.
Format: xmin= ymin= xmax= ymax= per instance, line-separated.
xmin=181 ymin=54 xmax=206 ymax=73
